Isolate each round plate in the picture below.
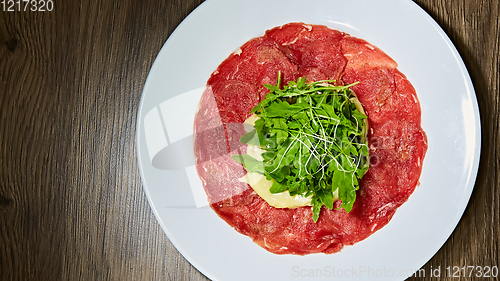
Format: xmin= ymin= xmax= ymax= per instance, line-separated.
xmin=136 ymin=0 xmax=481 ymax=280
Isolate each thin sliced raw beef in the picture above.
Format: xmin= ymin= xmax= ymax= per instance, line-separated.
xmin=193 ymin=22 xmax=427 ymax=255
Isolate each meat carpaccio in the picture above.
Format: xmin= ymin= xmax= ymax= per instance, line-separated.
xmin=193 ymin=23 xmax=427 ymax=255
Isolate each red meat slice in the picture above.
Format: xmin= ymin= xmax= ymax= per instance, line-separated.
xmin=208 ymin=36 xmax=298 ymax=102
xmin=266 ymin=23 xmax=347 ymax=82
xmin=193 ymin=23 xmax=427 ymax=255
xmin=341 ymin=35 xmax=398 ymax=70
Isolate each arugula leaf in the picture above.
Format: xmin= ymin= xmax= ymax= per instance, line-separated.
xmin=312 ymin=197 xmax=322 ymax=222
xmin=235 ymin=73 xmax=369 ymax=222
xmin=239 ymin=129 xmax=260 ymax=146
xmin=231 ymin=154 xmax=264 ymax=174
xmin=270 ymin=180 xmax=288 ymax=193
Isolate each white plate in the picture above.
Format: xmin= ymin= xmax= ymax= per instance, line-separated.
xmin=136 ymin=0 xmax=481 ymax=280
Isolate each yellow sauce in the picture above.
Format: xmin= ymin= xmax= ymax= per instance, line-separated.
xmin=238 ymin=172 xmax=312 ymax=208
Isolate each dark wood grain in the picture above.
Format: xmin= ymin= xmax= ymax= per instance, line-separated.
xmin=0 ymin=0 xmax=498 ymax=280
xmin=408 ymin=1 xmax=500 ymax=280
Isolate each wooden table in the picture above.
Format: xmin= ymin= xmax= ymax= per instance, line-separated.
xmin=1 ymin=0 xmax=498 ymax=280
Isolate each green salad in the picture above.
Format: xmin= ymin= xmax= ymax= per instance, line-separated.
xmin=233 ymin=73 xmax=369 ymax=222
